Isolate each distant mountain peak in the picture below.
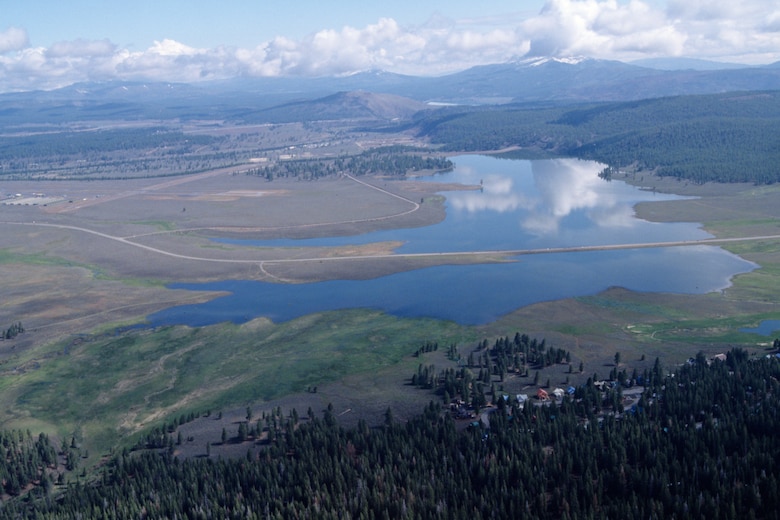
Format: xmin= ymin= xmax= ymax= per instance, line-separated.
xmin=511 ymin=56 xmax=591 ymax=67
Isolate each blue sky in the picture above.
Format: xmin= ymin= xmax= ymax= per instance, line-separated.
xmin=4 ymin=1 xmax=536 ymax=50
xmin=1 ymin=0 xmax=778 ymax=92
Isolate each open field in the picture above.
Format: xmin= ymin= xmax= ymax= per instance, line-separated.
xmin=2 ymin=148 xmax=780 ymax=463
xmin=0 ymin=310 xmax=475 ymax=461
xmin=0 ymin=169 xmax=461 ymax=343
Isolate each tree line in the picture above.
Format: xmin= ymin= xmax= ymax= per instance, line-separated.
xmin=6 ymin=346 xmax=780 ymax=518
xmin=247 ymin=148 xmax=453 ymax=181
xmin=417 ymin=90 xmax=780 ymax=184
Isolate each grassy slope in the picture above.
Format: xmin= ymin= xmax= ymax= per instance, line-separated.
xmin=0 ymin=310 xmax=474 ymax=459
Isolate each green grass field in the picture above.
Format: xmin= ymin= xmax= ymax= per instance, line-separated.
xmin=0 ymin=310 xmax=474 ymax=459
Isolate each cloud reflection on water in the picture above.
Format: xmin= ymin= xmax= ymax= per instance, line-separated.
xmin=446 ymin=158 xmax=637 ymax=236
xmin=529 ymin=159 xmax=637 ymax=234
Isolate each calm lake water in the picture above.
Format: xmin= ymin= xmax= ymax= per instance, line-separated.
xmin=147 ymin=156 xmax=757 ymax=327
xmin=740 ymin=320 xmax=780 ymax=336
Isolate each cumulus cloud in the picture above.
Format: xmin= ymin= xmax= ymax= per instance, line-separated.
xmin=767 ymin=11 xmax=780 ymax=32
xmin=0 ymin=27 xmax=28 ymax=54
xmin=664 ymin=0 xmax=780 ymax=63
xmin=47 ymin=38 xmax=115 ymax=58
xmin=522 ymin=0 xmax=686 ymax=59
xmin=114 ymin=40 xmax=243 ymax=83
xmin=0 ymin=0 xmax=778 ymax=92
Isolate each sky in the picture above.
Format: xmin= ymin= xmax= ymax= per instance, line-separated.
xmin=1 ymin=0 xmax=779 ymax=93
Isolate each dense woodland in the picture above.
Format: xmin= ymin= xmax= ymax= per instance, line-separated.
xmin=417 ymin=91 xmax=780 ymax=184
xmin=4 ymin=347 xmax=780 ymax=519
xmin=0 ymin=128 xmax=225 ymax=180
xmin=247 ymin=147 xmax=453 ymax=180
xmin=0 ymin=430 xmax=58 ymax=499
xmin=4 ymin=91 xmax=779 ymax=184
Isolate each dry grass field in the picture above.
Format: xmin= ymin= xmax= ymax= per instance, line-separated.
xmin=0 ymin=169 xmax=463 ymax=329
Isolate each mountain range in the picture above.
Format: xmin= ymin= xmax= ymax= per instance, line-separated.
xmin=2 ymin=57 xmax=780 ymax=127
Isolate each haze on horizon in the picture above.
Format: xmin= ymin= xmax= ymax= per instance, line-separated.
xmin=1 ymin=0 xmax=779 ymax=93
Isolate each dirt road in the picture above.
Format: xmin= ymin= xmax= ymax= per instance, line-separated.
xmin=4 ymin=220 xmax=775 ymax=269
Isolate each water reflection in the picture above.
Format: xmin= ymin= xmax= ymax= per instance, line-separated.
xmin=447 ymin=171 xmax=533 ymax=214
xmin=214 ymin=155 xmax=706 ymax=253
xmin=419 ymin=156 xmax=703 ymax=251
xmin=447 ymin=159 xmax=647 ymax=236
xmin=153 ymin=155 xmax=756 ymax=327
xmin=530 ymin=159 xmax=634 ymax=233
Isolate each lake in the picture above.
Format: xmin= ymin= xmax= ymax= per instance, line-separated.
xmin=146 ymin=156 xmax=757 ymax=327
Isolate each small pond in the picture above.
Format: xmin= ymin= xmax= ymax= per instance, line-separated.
xmin=740 ymin=320 xmax=780 ymax=337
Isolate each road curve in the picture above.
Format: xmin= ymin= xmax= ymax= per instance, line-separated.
xmin=122 ymin=173 xmax=421 ymax=239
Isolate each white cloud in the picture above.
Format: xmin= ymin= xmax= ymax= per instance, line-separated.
xmin=666 ymin=0 xmax=745 ymax=21
xmin=446 ymin=29 xmax=517 ymax=52
xmin=663 ymin=0 xmax=780 ymax=63
xmin=47 ymin=38 xmax=115 ymax=58
xmin=0 ymin=27 xmax=28 ymax=54
xmin=148 ymin=39 xmax=201 ymax=57
xmin=766 ymin=11 xmax=780 ymax=32
xmin=0 ymin=1 xmax=778 ymax=92
xmin=521 ymin=0 xmax=686 ymax=59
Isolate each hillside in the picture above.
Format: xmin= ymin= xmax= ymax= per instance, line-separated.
xmin=233 ymin=90 xmax=428 ymax=124
xmin=416 ymin=90 xmax=780 ymax=184
xmin=10 ymin=349 xmax=780 ymax=519
xmin=4 ymin=58 xmax=780 ymax=128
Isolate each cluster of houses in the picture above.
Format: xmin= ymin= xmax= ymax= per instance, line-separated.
xmin=531 ymin=386 xmax=576 ymax=403
xmin=450 ymin=385 xmax=589 ymax=420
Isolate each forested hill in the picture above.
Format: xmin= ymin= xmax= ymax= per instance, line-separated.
xmin=8 ymin=348 xmax=780 ymax=519
xmin=418 ymin=91 xmax=780 ymax=184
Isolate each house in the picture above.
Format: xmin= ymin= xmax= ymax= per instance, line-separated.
xmin=536 ymin=388 xmax=549 ymax=401
xmin=553 ymin=388 xmax=565 ymax=400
